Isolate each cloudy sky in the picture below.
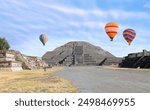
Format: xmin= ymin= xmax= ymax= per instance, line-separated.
xmin=0 ymin=0 xmax=150 ymax=57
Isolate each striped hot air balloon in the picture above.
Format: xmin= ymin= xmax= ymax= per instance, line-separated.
xmin=123 ymin=29 xmax=136 ymax=45
xmin=105 ymin=22 xmax=119 ymax=41
xmin=39 ymin=34 xmax=48 ymax=46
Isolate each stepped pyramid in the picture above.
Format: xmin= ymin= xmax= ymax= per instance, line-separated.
xmin=42 ymin=41 xmax=121 ymax=66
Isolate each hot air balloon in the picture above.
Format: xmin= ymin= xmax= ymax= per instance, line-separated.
xmin=39 ymin=34 xmax=48 ymax=46
xmin=105 ymin=22 xmax=119 ymax=41
xmin=123 ymin=29 xmax=136 ymax=45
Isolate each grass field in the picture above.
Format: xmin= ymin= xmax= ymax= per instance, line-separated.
xmin=0 ymin=67 xmax=79 ymax=93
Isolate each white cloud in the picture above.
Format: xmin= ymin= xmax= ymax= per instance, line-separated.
xmin=69 ymin=21 xmax=105 ymax=28
xmin=144 ymin=1 xmax=150 ymax=8
xmin=106 ymin=10 xmax=149 ymax=19
xmin=46 ymin=4 xmax=150 ymax=20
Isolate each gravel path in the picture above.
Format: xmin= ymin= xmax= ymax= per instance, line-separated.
xmin=56 ymin=66 xmax=150 ymax=93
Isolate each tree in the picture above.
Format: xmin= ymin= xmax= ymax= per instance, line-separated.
xmin=0 ymin=37 xmax=10 ymax=50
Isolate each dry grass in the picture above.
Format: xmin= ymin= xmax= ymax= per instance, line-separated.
xmin=0 ymin=67 xmax=79 ymax=93
xmin=101 ymin=66 xmax=150 ymax=71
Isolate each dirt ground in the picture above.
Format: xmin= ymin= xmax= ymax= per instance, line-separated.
xmin=0 ymin=67 xmax=79 ymax=93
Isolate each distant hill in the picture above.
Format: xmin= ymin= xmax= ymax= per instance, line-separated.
xmin=42 ymin=41 xmax=122 ymax=66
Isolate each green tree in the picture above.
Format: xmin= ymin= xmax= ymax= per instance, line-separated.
xmin=0 ymin=37 xmax=10 ymax=50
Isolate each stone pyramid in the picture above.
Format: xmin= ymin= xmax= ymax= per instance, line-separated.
xmin=42 ymin=41 xmax=121 ymax=66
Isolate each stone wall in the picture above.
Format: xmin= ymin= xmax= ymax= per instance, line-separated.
xmin=0 ymin=61 xmax=22 ymax=71
xmin=119 ymin=50 xmax=150 ymax=68
xmin=0 ymin=50 xmax=47 ymax=71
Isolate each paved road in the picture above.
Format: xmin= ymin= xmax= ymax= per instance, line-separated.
xmin=56 ymin=66 xmax=150 ymax=93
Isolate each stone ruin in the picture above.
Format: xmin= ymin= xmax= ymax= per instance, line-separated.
xmin=42 ymin=41 xmax=122 ymax=66
xmin=0 ymin=50 xmax=47 ymax=71
xmin=119 ymin=50 xmax=150 ymax=68
xmin=0 ymin=50 xmax=22 ymax=71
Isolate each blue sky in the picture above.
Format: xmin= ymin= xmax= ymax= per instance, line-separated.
xmin=0 ymin=0 xmax=150 ymax=57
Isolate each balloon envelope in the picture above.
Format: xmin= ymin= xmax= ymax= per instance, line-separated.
xmin=105 ymin=22 xmax=119 ymax=41
xmin=39 ymin=34 xmax=48 ymax=46
xmin=123 ymin=29 xmax=136 ymax=45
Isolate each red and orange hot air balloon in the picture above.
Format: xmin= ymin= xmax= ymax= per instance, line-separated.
xmin=105 ymin=22 xmax=119 ymax=41
xmin=123 ymin=29 xmax=136 ymax=45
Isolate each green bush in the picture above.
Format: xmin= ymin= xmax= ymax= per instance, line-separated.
xmin=0 ymin=37 xmax=10 ymax=50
